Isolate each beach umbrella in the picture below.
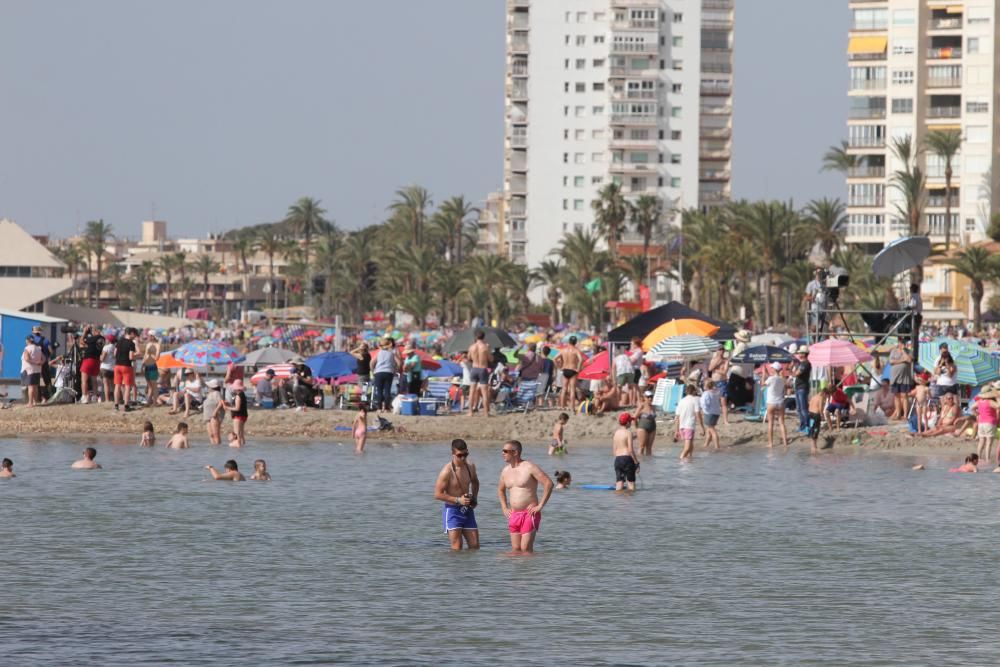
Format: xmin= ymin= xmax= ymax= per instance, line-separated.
xmin=499 ymin=348 xmax=522 ymax=364
xmin=872 ymin=236 xmax=932 ymax=278
xmin=579 ymin=350 xmax=610 ymax=381
xmin=443 ymin=327 xmax=517 ymax=355
xmin=561 ymin=331 xmax=589 ymax=343
xmin=641 ymin=319 xmax=719 ymax=351
xmin=646 ymin=334 xmax=720 ymax=361
xmin=919 ymin=339 xmax=1000 ymax=385
xmin=250 ymin=363 xmax=296 ymax=383
xmin=750 ymin=333 xmax=794 ymax=347
xmin=173 ymin=340 xmax=246 ymax=366
xmin=806 ymin=339 xmax=874 ymax=368
xmin=156 ymin=351 xmax=190 ymax=370
xmin=424 ymin=359 xmax=462 ymax=379
xmin=406 ymin=349 xmax=441 ymax=371
xmin=305 ymin=351 xmax=357 ymax=379
xmin=240 ymin=347 xmax=299 ymax=367
xmin=304 ymin=330 xmax=321 ymax=338
xmin=730 ymin=345 xmax=794 ymax=365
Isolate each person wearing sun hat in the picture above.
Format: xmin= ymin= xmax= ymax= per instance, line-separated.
xmin=612 ymin=412 xmax=640 ymax=491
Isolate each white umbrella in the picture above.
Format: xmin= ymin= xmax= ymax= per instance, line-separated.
xmin=647 ymin=334 xmax=720 ymax=361
xmin=241 ymin=347 xmax=299 ymax=367
xmin=750 ymin=333 xmax=794 ymax=347
xmin=872 ymin=236 xmax=931 ymax=278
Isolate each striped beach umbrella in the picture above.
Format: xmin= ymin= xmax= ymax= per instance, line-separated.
xmin=919 ymin=339 xmax=1000 ymax=386
xmin=642 ymin=319 xmax=719 ymax=351
xmin=646 ymin=334 xmax=720 ymax=361
xmin=250 ymin=363 xmax=296 ymax=383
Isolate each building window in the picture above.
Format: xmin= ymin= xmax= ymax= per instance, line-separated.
xmin=573 ymin=199 xmax=585 ymax=210
xmin=968 ymin=37 xmax=980 ymax=54
xmin=672 ymin=60 xmax=683 ymax=70
xmin=671 ymin=106 xmax=681 ymax=117
xmin=592 ymin=152 xmax=604 ymax=162
xmin=891 ymin=69 xmax=914 ymax=85
xmin=593 ymin=82 xmax=605 ymax=91
xmin=564 ymin=106 xmax=570 ymax=116
xmin=967 ymin=99 xmax=989 ymax=113
xmin=593 ymin=59 xmax=605 ymax=67
xmin=671 ymin=130 xmax=681 ymax=140
xmin=565 ymin=35 xmax=571 ymax=45
xmin=592 ymin=176 xmax=604 ymax=185
xmin=594 ymin=35 xmax=605 ymax=44
xmin=968 ymin=7 xmax=990 ymax=24
xmin=673 ymin=12 xmax=683 ymax=23
xmin=852 ymin=8 xmax=887 ymax=31
xmin=575 ymin=106 xmax=585 ymax=116
xmin=891 ymin=98 xmax=913 ymax=114
xmin=562 ymin=176 xmax=568 ymax=186
xmin=672 ymin=83 xmax=682 ymax=93
xmin=592 ymin=105 xmax=604 ymax=115
xmin=563 ymin=129 xmax=569 ymax=139
xmin=966 ymin=218 xmax=977 ymax=232
xmin=592 ymin=129 xmax=605 ymax=139
xmin=564 ymin=82 xmax=570 ymax=92
xmin=574 ymin=176 xmax=585 ymax=187
xmin=672 ymin=36 xmax=683 ymax=47
xmin=670 ymin=177 xmax=681 ymax=188
xmin=892 ymin=39 xmax=914 ymax=56
xmin=967 ymin=125 xmax=989 ymax=143
xmin=593 ymin=12 xmax=605 ymax=21
xmin=575 ymin=59 xmax=586 ymax=69
xmin=576 ymin=35 xmax=586 ymax=46
xmin=574 ymin=152 xmax=585 ymax=163
xmin=562 ymin=199 xmax=568 ymax=210
xmin=670 ymin=154 xmax=681 ymax=164
xmin=564 ymin=59 xmax=570 ymax=69
xmin=563 ymin=153 xmax=569 ymax=163
xmin=892 ymin=9 xmax=914 ymax=25
xmin=575 ymin=82 xmax=586 ymax=92
xmin=575 ymin=129 xmax=585 ymax=139
xmin=576 ymin=11 xmax=586 ymax=22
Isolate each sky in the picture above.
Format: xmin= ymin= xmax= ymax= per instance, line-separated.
xmin=0 ymin=0 xmax=847 ymax=240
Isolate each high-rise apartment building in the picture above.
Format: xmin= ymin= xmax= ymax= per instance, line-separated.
xmin=503 ymin=0 xmax=734 ymax=270
xmin=845 ymin=0 xmax=999 ymax=250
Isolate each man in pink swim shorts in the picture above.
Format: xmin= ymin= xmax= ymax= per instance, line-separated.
xmin=497 ymin=440 xmax=553 ymax=553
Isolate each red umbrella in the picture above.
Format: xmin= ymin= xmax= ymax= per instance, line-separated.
xmin=304 ymin=330 xmax=321 ymax=338
xmin=409 ymin=349 xmax=441 ymax=371
xmin=579 ymin=351 xmax=609 ymax=381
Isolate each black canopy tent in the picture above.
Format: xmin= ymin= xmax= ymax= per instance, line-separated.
xmin=607 ymin=301 xmax=737 ymax=343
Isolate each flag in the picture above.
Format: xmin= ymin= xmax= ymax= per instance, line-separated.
xmin=584 ymin=278 xmax=602 ymax=293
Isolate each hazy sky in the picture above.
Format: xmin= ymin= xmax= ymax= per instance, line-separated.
xmin=0 ymin=1 xmax=847 ymax=240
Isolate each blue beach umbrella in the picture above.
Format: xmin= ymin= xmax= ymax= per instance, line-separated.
xmin=305 ymin=351 xmax=358 ymax=379
xmin=173 ymin=340 xmax=245 ymax=366
xmin=730 ymin=345 xmax=794 ymax=365
xmin=424 ymin=359 xmax=462 ymax=379
xmin=919 ymin=339 xmax=1000 ymax=386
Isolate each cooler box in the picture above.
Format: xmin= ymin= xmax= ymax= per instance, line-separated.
xmin=259 ymin=397 xmax=274 ymax=409
xmin=419 ymin=399 xmax=438 ymax=416
xmin=400 ymin=395 xmax=419 ymax=416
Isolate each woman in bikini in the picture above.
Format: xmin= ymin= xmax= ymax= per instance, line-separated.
xmin=918 ymin=393 xmax=961 ymax=437
xmin=632 ymin=390 xmax=657 ymax=456
xmin=353 ymin=405 xmax=368 ymax=453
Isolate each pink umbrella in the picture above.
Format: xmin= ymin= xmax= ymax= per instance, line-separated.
xmin=578 ymin=351 xmax=609 ymax=381
xmin=806 ymin=339 xmax=873 ymax=367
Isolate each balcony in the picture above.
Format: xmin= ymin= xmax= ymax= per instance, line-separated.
xmin=927 ymin=47 xmax=961 ymax=59
xmin=699 ymin=148 xmax=731 ymax=160
xmin=927 ymin=195 xmax=959 ymax=208
xmin=927 ymin=76 xmax=962 ymax=88
xmin=610 ymin=42 xmax=659 ymax=55
xmin=848 ymin=136 xmax=886 ymax=148
xmin=510 ymin=38 xmax=529 ymax=54
xmin=927 ymin=219 xmax=961 ymax=237
xmin=612 ymin=89 xmax=659 ymax=101
xmin=702 ymin=104 xmax=732 ymax=115
xmin=507 ymin=82 xmax=528 ymax=101
xmin=848 ymin=196 xmax=885 ymax=207
xmin=509 ymin=134 xmax=527 ymax=148
xmin=610 ymin=114 xmax=658 ymax=126
xmin=848 ymin=107 xmax=886 ymax=119
xmin=700 ymin=82 xmax=732 ymax=96
xmin=847 ymin=165 xmax=885 ymax=178
xmin=845 ymin=222 xmax=908 ymax=243
xmin=508 ymin=200 xmax=526 ymax=217
xmin=700 ymin=170 xmax=730 ymax=182
xmin=611 ymin=0 xmax=661 ymax=6
xmin=849 ymin=79 xmax=886 ymax=91
xmin=851 ymin=20 xmax=888 ymax=31
xmin=508 ymin=176 xmax=527 ymax=195
xmin=507 ymin=0 xmax=529 ymax=7
xmin=929 ymin=17 xmax=962 ymax=30
xmin=610 ymin=66 xmax=658 ymax=78
xmin=610 ymin=162 xmax=655 ymax=175
xmin=508 ymin=153 xmax=527 ymax=172
xmin=610 ymin=136 xmax=659 ymax=149
xmin=927 ymin=106 xmax=961 ymax=118
xmin=700 ymin=191 xmax=730 ymax=204
xmin=703 ymin=0 xmax=733 ymax=8
xmin=700 ymin=126 xmax=731 ymax=139
xmin=612 ymin=18 xmax=658 ymax=30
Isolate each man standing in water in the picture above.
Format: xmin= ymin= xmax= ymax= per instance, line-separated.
xmin=613 ymin=413 xmax=640 ymax=491
xmin=71 ymin=447 xmax=102 ymax=470
xmin=467 ymin=330 xmax=492 ymax=417
xmin=555 ymin=336 xmax=583 ymax=409
xmin=433 ymin=439 xmax=480 ymax=550
xmin=498 ymin=440 xmax=553 ymax=553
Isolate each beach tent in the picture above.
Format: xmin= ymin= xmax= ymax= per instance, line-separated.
xmin=607 ymin=301 xmax=736 ymax=344
xmin=240 ymin=347 xmax=299 ymax=367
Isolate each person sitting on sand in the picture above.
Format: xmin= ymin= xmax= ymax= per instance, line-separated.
xmin=950 ymin=453 xmax=979 ymax=473
xmin=140 ymin=421 xmax=155 ymax=447
xmin=549 ymin=412 xmax=569 ymax=455
xmin=554 ymin=470 xmax=571 ymax=489
xmin=206 ymin=460 xmax=245 ymax=481
xmin=919 ymin=393 xmax=961 ymax=438
xmin=250 ymin=459 xmax=271 ymax=481
xmin=71 ymin=447 xmax=102 ymax=470
xmin=593 ymin=378 xmax=621 ymax=415
xmin=825 ymin=385 xmax=852 ymax=430
xmin=166 ymin=422 xmax=190 ymax=449
xmin=0 ymin=457 xmax=14 ymax=477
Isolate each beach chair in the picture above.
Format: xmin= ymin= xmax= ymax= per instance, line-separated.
xmin=423 ymin=380 xmax=455 ymax=412
xmin=507 ymin=380 xmax=539 ymax=413
xmin=337 ymin=384 xmax=367 ymax=410
xmin=662 ymin=383 xmax=684 ymax=415
xmin=651 ymin=378 xmax=670 ymax=412
xmin=743 ymin=381 xmax=767 ymax=423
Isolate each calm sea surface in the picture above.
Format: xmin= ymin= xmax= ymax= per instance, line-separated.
xmin=2 ymin=434 xmax=999 ymax=666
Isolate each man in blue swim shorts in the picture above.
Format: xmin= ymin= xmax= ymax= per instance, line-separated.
xmin=434 ymin=439 xmax=480 ymax=550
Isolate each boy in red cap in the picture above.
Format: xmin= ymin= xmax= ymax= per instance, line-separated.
xmin=612 ymin=413 xmax=640 ymax=491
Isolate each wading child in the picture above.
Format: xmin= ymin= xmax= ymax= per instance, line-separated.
xmin=140 ymin=421 xmax=155 ymax=447
xmin=910 ymin=375 xmax=931 ymax=434
xmin=166 ymin=422 xmax=189 ymax=449
xmin=549 ymin=412 xmax=569 ymax=455
xmin=807 ymin=386 xmax=832 ymax=454
xmin=700 ymin=380 xmax=722 ymax=450
xmin=227 ymin=431 xmax=240 ymax=448
xmin=353 ymin=405 xmax=368 ymax=454
xmin=250 ymin=459 xmax=271 ymax=481
xmin=951 ymin=453 xmax=979 ymax=473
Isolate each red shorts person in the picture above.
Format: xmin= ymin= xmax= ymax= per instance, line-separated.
xmin=114 ymin=364 xmax=135 ymax=386
xmin=508 ymin=509 xmax=541 ymax=534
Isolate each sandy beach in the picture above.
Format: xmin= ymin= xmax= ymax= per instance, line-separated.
xmin=0 ymin=403 xmax=983 ymax=458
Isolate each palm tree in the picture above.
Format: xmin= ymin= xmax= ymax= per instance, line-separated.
xmin=432 ymin=195 xmax=478 ymax=264
xmin=54 ymin=243 xmax=85 ymax=303
xmin=800 ymin=198 xmax=847 ymax=259
xmin=889 ymin=134 xmax=928 ymax=283
xmin=466 ymin=254 xmax=509 ymax=326
xmin=255 ymin=229 xmax=284 ymax=309
xmin=630 ymin=195 xmax=663 ymax=285
xmin=83 ymin=219 xmax=113 ymax=306
xmin=554 ymin=229 xmax=612 ymax=329
xmin=171 ymin=252 xmax=190 ymax=312
xmin=285 ymin=197 xmax=331 ymax=308
xmin=532 ymin=259 xmax=564 ymax=326
xmin=924 ymin=128 xmax=963 ymax=250
xmin=390 ymin=185 xmax=432 ymax=247
xmin=191 ymin=254 xmax=218 ymax=310
xmin=232 ymin=233 xmax=256 ymax=317
xmin=158 ymin=253 xmax=182 ymax=315
xmin=821 ymin=140 xmax=862 ymax=174
xmin=592 ymin=182 xmax=628 ymax=261
xmin=736 ymin=201 xmax=798 ymax=328
xmin=621 ymin=255 xmax=648 ymax=300
xmin=943 ymin=246 xmax=1000 ymax=330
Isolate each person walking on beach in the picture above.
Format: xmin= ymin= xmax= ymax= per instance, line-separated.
xmin=141 ymin=335 xmax=160 ymax=407
xmin=72 ymin=447 xmax=102 ymax=469
xmin=764 ymin=362 xmax=789 ymax=448
xmin=99 ymin=335 xmax=116 ymax=403
xmin=206 ymin=460 xmax=245 ymax=481
xmin=675 ymin=384 xmax=703 ymax=459
xmin=113 ymin=328 xmax=137 ymax=412
xmin=1 ymin=458 xmax=15 ymax=477
xmin=613 ymin=413 xmax=640 ymax=491
xmin=807 ymin=387 xmax=831 ymax=454
xmin=79 ymin=326 xmax=103 ymax=403
xmin=633 ymin=390 xmax=658 ymax=456
xmin=700 ymin=380 xmax=722 ymax=450
xmin=467 ymin=330 xmax=492 ymax=417
xmin=554 ymin=336 xmax=583 ymax=410
xmin=498 ymin=440 xmax=553 ymax=553
xmin=434 ymin=439 xmax=480 ymax=550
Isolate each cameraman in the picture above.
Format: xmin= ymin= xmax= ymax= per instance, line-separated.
xmin=908 ymin=283 xmax=923 ymax=365
xmin=804 ymin=268 xmax=828 ymax=335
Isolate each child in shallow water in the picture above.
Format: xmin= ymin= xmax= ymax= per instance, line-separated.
xmin=554 ymin=470 xmax=572 ymax=489
xmin=951 ymin=453 xmax=979 ymax=473
xmin=140 ymin=421 xmax=155 ymax=447
xmin=548 ymin=413 xmax=569 ymax=455
xmin=250 ymin=459 xmax=271 ymax=481
xmin=227 ymin=431 xmax=241 ymax=448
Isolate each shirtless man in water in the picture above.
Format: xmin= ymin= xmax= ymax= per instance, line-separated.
xmin=206 ymin=460 xmax=245 ymax=481
xmin=0 ymin=458 xmax=14 ymax=477
xmin=555 ymin=336 xmax=583 ymax=409
xmin=467 ymin=330 xmax=492 ymax=417
xmin=612 ymin=413 xmax=640 ymax=491
xmin=433 ymin=439 xmax=481 ymax=550
xmin=72 ymin=447 xmax=102 ymax=470
xmin=498 ymin=440 xmax=553 ymax=553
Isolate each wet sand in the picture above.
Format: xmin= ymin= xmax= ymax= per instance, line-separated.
xmin=0 ymin=402 xmax=984 ymax=457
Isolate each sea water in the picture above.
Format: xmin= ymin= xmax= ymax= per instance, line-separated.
xmin=1 ymin=435 xmax=999 ymax=666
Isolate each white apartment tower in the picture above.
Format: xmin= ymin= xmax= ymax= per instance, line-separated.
xmin=504 ymin=0 xmax=735 ymax=270
xmin=845 ymin=0 xmax=1000 ymax=249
